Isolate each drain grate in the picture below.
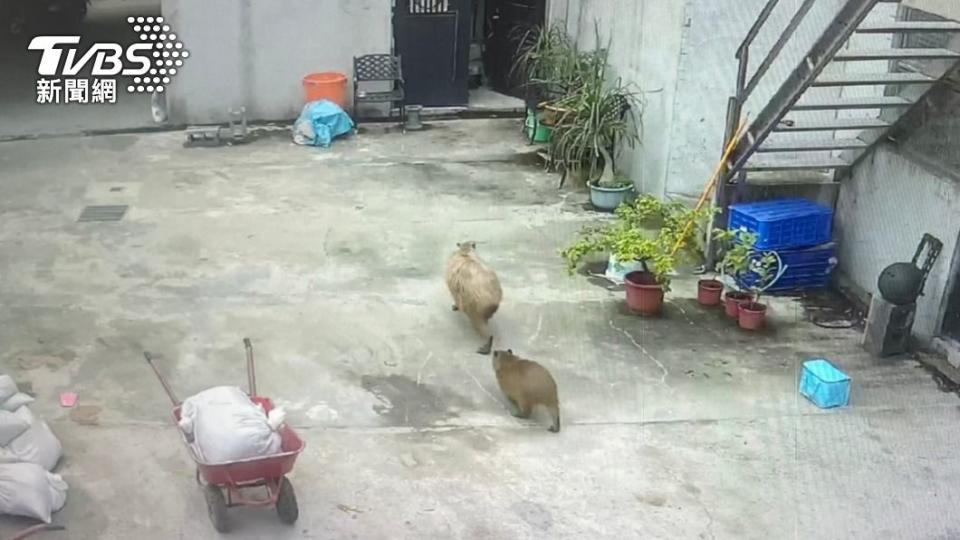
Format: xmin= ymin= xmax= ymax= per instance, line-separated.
xmin=78 ymin=205 xmax=128 ymax=222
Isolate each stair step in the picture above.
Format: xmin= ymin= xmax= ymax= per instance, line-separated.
xmin=774 ymin=117 xmax=891 ymax=132
xmin=758 ymin=138 xmax=868 ymax=152
xmin=811 ymin=71 xmax=935 ymax=86
xmin=834 ymin=48 xmax=960 ymax=61
xmin=857 ymin=21 xmax=960 ymax=34
xmin=792 ymin=96 xmax=912 ymax=111
xmin=745 ymin=156 xmax=852 ymax=172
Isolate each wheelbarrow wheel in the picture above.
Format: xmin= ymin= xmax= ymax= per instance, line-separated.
xmin=204 ymin=484 xmax=229 ymax=533
xmin=275 ymin=476 xmax=299 ymax=524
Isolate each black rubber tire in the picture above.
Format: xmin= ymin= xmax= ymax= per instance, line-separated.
xmin=275 ymin=477 xmax=299 ymax=524
xmin=203 ymin=485 xmax=229 ymax=533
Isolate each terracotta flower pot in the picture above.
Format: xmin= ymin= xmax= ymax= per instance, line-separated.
xmin=697 ymin=279 xmax=724 ymax=306
xmin=624 ymin=271 xmax=665 ymax=316
xmin=738 ymin=302 xmax=768 ymax=331
xmin=723 ymin=291 xmax=754 ymax=318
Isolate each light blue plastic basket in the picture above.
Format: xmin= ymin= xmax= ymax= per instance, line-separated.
xmin=800 ymin=358 xmax=851 ymax=409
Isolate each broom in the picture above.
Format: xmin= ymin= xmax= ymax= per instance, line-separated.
xmin=670 ymin=118 xmax=749 ymax=258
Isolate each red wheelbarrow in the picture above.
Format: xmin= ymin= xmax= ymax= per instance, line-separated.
xmin=144 ymin=338 xmax=305 ymax=533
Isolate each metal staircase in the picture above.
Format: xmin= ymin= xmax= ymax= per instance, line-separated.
xmin=720 ymin=0 xmax=960 ymax=187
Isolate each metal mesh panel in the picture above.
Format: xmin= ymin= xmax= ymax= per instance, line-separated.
xmin=355 ymin=55 xmax=401 ymax=81
xmin=408 ymin=0 xmax=449 ymax=14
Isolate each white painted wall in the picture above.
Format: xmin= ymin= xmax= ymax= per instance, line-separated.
xmin=835 ymin=143 xmax=960 ymax=341
xmin=904 ymin=0 xmax=960 ymax=21
xmin=160 ymin=0 xmax=391 ymax=124
xmin=546 ymin=0 xmax=895 ymax=200
xmin=546 ymin=0 xmax=687 ymax=199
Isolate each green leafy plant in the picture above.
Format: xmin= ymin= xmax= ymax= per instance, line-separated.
xmin=747 ymin=252 xmax=780 ymax=305
xmin=713 ymin=228 xmax=781 ymax=302
xmin=511 ymin=24 xmax=594 ymax=103
xmin=713 ymin=228 xmax=757 ymax=291
xmin=547 ymin=27 xmax=642 ymax=188
xmin=561 ymin=195 xmax=716 ymax=291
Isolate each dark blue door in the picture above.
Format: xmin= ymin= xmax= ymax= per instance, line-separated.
xmin=394 ymin=0 xmax=472 ymax=107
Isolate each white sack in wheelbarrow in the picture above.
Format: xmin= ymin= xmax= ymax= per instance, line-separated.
xmin=178 ymin=386 xmax=284 ymax=464
xmin=0 ymin=462 xmax=68 ymax=523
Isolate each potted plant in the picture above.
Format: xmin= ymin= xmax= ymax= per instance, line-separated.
xmin=713 ymin=228 xmax=758 ymax=318
xmin=697 ymin=275 xmax=725 ymax=307
xmin=587 ymin=150 xmax=637 ymax=212
xmin=549 ymin=41 xmax=642 ymax=211
xmin=737 ymin=251 xmax=781 ymax=331
xmin=512 ymin=25 xmax=586 ymax=143
xmin=562 ymin=194 xmax=714 ymax=316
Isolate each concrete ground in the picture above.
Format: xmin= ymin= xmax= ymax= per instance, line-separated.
xmin=0 ymin=119 xmax=958 ymax=539
xmin=468 ymin=88 xmax=525 ymax=114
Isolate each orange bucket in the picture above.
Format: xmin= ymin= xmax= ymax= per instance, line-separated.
xmin=302 ymin=72 xmax=348 ymax=109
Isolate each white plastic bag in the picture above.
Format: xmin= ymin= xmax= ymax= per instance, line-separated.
xmin=0 ymin=407 xmax=62 ymax=471
xmin=0 ymin=462 xmax=67 ymax=523
xmin=178 ymin=386 xmax=282 ymax=464
xmin=0 ymin=410 xmax=29 ymax=447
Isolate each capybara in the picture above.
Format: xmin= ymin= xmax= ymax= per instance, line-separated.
xmin=446 ymin=241 xmax=502 ymax=354
xmin=492 ymin=349 xmax=560 ymax=432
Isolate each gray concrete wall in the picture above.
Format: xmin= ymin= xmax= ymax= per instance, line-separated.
xmin=161 ymin=0 xmax=391 ymax=124
xmin=835 ymin=143 xmax=960 ymax=342
xmin=904 ymin=0 xmax=960 ymax=21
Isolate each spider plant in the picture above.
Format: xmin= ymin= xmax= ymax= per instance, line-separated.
xmin=510 ymin=24 xmax=598 ymax=106
xmin=548 ymin=40 xmax=642 ymax=188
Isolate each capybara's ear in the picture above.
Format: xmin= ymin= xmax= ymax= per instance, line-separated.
xmin=470 ymin=241 xmax=477 ymax=249
xmin=456 ymin=242 xmax=461 ymax=248
xmin=507 ymin=349 xmax=513 ymax=354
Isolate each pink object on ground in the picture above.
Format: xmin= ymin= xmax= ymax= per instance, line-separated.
xmin=59 ymin=393 xmax=78 ymax=408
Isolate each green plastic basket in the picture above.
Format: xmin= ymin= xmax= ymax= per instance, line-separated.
xmin=525 ymin=111 xmax=553 ymax=143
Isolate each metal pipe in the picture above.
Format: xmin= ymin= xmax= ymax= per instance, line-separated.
xmin=243 ymin=338 xmax=257 ymax=397
xmin=143 ymin=352 xmax=180 ymax=407
xmin=725 ymin=0 xmax=882 ymax=181
xmin=737 ymin=0 xmax=783 ymax=59
xmin=743 ymin=0 xmax=818 ymax=101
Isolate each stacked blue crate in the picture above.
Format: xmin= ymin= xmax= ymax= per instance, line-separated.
xmin=728 ymin=198 xmax=837 ymax=293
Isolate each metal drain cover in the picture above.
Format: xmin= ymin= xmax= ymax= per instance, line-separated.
xmin=78 ymin=205 xmax=128 ymax=222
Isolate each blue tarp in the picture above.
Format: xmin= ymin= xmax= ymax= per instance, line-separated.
xmin=292 ymin=99 xmax=355 ymax=148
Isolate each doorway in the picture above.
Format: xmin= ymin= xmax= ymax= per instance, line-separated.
xmin=940 ymin=240 xmax=960 ymax=342
xmin=482 ymin=0 xmax=545 ymax=99
xmin=392 ymin=0 xmax=543 ymax=111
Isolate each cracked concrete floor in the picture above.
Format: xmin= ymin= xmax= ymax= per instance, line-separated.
xmin=0 ymin=119 xmax=959 ymax=539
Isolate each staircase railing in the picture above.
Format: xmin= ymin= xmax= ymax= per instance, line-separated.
xmin=720 ymin=0 xmax=885 ymax=185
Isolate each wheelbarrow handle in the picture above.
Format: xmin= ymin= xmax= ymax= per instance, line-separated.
xmin=243 ymin=338 xmax=257 ymax=397
xmin=143 ymin=351 xmax=181 ymax=407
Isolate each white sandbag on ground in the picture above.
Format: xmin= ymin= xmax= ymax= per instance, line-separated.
xmin=1 ymin=392 xmax=35 ymax=412
xmin=0 ymin=407 xmax=62 ymax=471
xmin=0 ymin=411 xmax=29 ymax=447
xmin=0 ymin=376 xmax=17 ymax=404
xmin=178 ymin=386 xmax=282 ymax=464
xmin=0 ymin=462 xmax=67 ymax=523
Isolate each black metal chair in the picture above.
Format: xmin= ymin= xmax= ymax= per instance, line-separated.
xmin=353 ymin=54 xmax=405 ymax=127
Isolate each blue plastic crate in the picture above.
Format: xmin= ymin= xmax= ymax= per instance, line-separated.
xmin=800 ymin=359 xmax=851 ymax=409
xmin=777 ymin=242 xmax=836 ymax=267
xmin=729 ymin=198 xmax=833 ymax=250
xmin=736 ymin=243 xmax=838 ymax=292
